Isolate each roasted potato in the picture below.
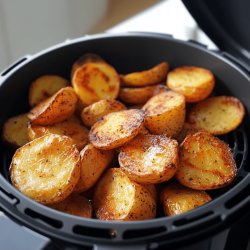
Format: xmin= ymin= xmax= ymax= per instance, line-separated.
xmin=176 ymin=132 xmax=237 ymax=190
xmin=74 ymin=144 xmax=114 ymax=192
xmin=188 ymin=96 xmax=245 ymax=135
xmin=144 ymin=184 xmax=157 ymax=201
xmin=142 ymin=91 xmax=185 ymax=137
xmin=119 ymin=134 xmax=179 ymax=184
xmin=28 ymin=116 xmax=89 ymax=150
xmin=167 ymin=66 xmax=215 ymax=102
xmin=2 ymin=113 xmax=30 ymax=148
xmin=121 ymin=62 xmax=169 ymax=87
xmin=160 ymin=182 xmax=211 ymax=216
xmin=10 ymin=134 xmax=80 ymax=204
xmin=29 ymin=75 xmax=69 ymax=107
xmin=81 ymin=99 xmax=126 ymax=127
xmin=93 ymin=168 xmax=156 ymax=220
xmin=89 ymin=109 xmax=145 ymax=150
xmin=28 ymin=87 xmax=78 ymax=126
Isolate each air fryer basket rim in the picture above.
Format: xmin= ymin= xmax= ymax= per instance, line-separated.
xmin=0 ymin=32 xmax=250 ymax=248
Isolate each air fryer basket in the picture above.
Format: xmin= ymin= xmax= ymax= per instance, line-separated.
xmin=0 ymin=33 xmax=250 ymax=249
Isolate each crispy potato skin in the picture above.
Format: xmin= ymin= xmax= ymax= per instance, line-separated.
xmin=93 ymin=168 xmax=156 ymax=220
xmin=160 ymin=182 xmax=211 ymax=216
xmin=10 ymin=134 xmax=80 ymax=204
xmin=28 ymin=87 xmax=78 ymax=126
xmin=188 ymin=96 xmax=245 ymax=135
xmin=119 ymin=134 xmax=179 ymax=184
xmin=142 ymin=91 xmax=185 ymax=137
xmin=167 ymin=66 xmax=215 ymax=102
xmin=176 ymin=132 xmax=237 ymax=190
xmin=81 ymin=99 xmax=126 ymax=127
xmin=89 ymin=109 xmax=145 ymax=150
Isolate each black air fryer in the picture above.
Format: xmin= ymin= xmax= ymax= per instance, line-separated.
xmin=0 ymin=1 xmax=250 ymax=249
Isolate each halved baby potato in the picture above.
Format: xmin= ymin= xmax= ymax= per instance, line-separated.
xmin=167 ymin=66 xmax=215 ymax=102
xmin=160 ymin=182 xmax=211 ymax=216
xmin=10 ymin=134 xmax=80 ymax=204
xmin=29 ymin=75 xmax=69 ymax=107
xmin=81 ymin=99 xmax=126 ymax=127
xmin=188 ymin=96 xmax=245 ymax=135
xmin=176 ymin=132 xmax=237 ymax=190
xmin=121 ymin=62 xmax=169 ymax=87
xmin=142 ymin=91 xmax=185 ymax=137
xmin=93 ymin=168 xmax=156 ymax=220
xmin=89 ymin=109 xmax=145 ymax=150
xmin=119 ymin=134 xmax=179 ymax=184
xmin=28 ymin=87 xmax=78 ymax=126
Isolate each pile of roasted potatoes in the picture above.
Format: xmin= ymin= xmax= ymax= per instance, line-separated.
xmin=3 ymin=53 xmax=245 ymax=221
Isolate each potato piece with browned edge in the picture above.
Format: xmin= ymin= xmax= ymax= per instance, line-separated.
xmin=142 ymin=91 xmax=185 ymax=137
xmin=160 ymin=182 xmax=211 ymax=216
xmin=167 ymin=66 xmax=215 ymax=102
xmin=72 ymin=62 xmax=120 ymax=105
xmin=29 ymin=75 xmax=69 ymax=107
xmin=93 ymin=168 xmax=156 ymax=220
xmin=89 ymin=109 xmax=145 ymax=150
xmin=119 ymin=134 xmax=179 ymax=184
xmin=10 ymin=134 xmax=80 ymax=204
xmin=28 ymin=116 xmax=89 ymax=150
xmin=74 ymin=144 xmax=114 ymax=192
xmin=121 ymin=62 xmax=169 ymax=87
xmin=188 ymin=96 xmax=245 ymax=135
xmin=176 ymin=132 xmax=237 ymax=190
xmin=144 ymin=185 xmax=157 ymax=201
xmin=28 ymin=87 xmax=78 ymax=126
xmin=81 ymin=99 xmax=126 ymax=127
xmin=50 ymin=193 xmax=92 ymax=218
xmin=2 ymin=113 xmax=30 ymax=148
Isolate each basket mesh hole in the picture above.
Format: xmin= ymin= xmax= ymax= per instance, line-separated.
xmin=123 ymin=226 xmax=167 ymax=239
xmin=236 ymin=130 xmax=245 ymax=151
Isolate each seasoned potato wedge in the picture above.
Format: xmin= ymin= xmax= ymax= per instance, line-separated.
xmin=29 ymin=75 xmax=69 ymax=107
xmin=50 ymin=193 xmax=92 ymax=218
xmin=89 ymin=109 xmax=145 ymax=150
xmin=74 ymin=144 xmax=114 ymax=192
xmin=81 ymin=99 xmax=126 ymax=127
xmin=118 ymin=84 xmax=168 ymax=104
xmin=144 ymin=185 xmax=157 ymax=201
xmin=28 ymin=116 xmax=89 ymax=150
xmin=28 ymin=87 xmax=78 ymax=125
xmin=119 ymin=134 xmax=178 ymax=184
xmin=188 ymin=96 xmax=245 ymax=135
xmin=167 ymin=66 xmax=215 ymax=102
xmin=121 ymin=62 xmax=169 ymax=87
xmin=142 ymin=91 xmax=185 ymax=137
xmin=2 ymin=113 xmax=30 ymax=148
xmin=93 ymin=168 xmax=156 ymax=220
xmin=72 ymin=62 xmax=120 ymax=105
xmin=10 ymin=134 xmax=80 ymax=204
xmin=176 ymin=132 xmax=237 ymax=190
xmin=160 ymin=182 xmax=211 ymax=216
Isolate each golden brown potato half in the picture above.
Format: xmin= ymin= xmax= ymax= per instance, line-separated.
xmin=119 ymin=134 xmax=179 ymax=184
xmin=89 ymin=109 xmax=145 ymax=150
xmin=10 ymin=134 xmax=80 ymax=204
xmin=121 ymin=62 xmax=169 ymax=87
xmin=143 ymin=185 xmax=157 ymax=201
xmin=176 ymin=132 xmax=237 ymax=190
xmin=118 ymin=84 xmax=168 ymax=105
xmin=93 ymin=168 xmax=156 ymax=220
xmin=29 ymin=75 xmax=69 ymax=107
xmin=50 ymin=193 xmax=92 ymax=218
xmin=81 ymin=99 xmax=126 ymax=127
xmin=74 ymin=143 xmax=114 ymax=192
xmin=160 ymin=182 xmax=211 ymax=216
xmin=28 ymin=116 xmax=89 ymax=150
xmin=188 ymin=96 xmax=245 ymax=135
xmin=72 ymin=62 xmax=120 ymax=106
xmin=142 ymin=91 xmax=185 ymax=137
xmin=167 ymin=66 xmax=215 ymax=102
xmin=2 ymin=113 xmax=30 ymax=148
xmin=28 ymin=87 xmax=78 ymax=126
